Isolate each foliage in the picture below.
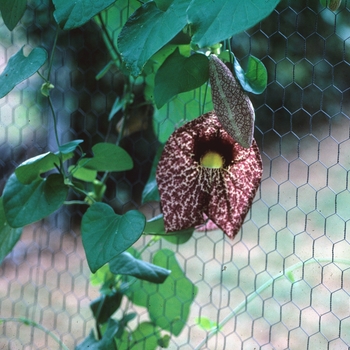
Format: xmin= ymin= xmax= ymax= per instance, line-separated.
xmin=0 ymin=0 xmax=278 ymax=348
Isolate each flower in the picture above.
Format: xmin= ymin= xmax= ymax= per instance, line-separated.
xmin=156 ymin=112 xmax=263 ymax=239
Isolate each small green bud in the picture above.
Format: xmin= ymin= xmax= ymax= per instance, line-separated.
xmin=41 ymin=82 xmax=54 ymax=97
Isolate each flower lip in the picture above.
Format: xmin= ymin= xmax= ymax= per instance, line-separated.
xmin=193 ymin=134 xmax=235 ymax=168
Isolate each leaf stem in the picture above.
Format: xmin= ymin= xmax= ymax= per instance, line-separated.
xmin=63 ymin=200 xmax=89 ymax=205
xmin=194 ymin=257 xmax=350 ymax=349
xmin=47 ymin=27 xmax=60 ymax=81
xmin=0 ymin=317 xmax=69 ymax=350
xmin=98 ymin=13 xmax=122 ymax=64
xmin=48 ymin=95 xmax=61 ymax=150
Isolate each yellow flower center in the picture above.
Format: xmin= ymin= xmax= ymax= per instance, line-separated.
xmin=200 ymin=151 xmax=224 ymax=169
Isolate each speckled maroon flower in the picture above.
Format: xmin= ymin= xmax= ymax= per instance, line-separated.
xmin=156 ymin=112 xmax=263 ymax=239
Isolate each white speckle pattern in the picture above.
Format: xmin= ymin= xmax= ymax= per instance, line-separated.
xmin=156 ymin=112 xmax=263 ymax=239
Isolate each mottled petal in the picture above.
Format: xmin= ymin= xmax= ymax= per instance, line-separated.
xmin=155 ymin=120 xmax=207 ymax=231
xmin=207 ymin=141 xmax=262 ymax=238
xmin=156 ymin=112 xmax=263 ymax=239
xmin=209 ymin=55 xmax=255 ymax=149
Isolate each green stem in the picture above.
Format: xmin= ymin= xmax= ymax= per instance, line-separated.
xmin=138 ymin=236 xmax=159 ymax=255
xmin=48 ymin=95 xmax=61 ymax=150
xmin=63 ymin=200 xmax=89 ymax=205
xmin=0 ymin=317 xmax=69 ymax=350
xmin=194 ymin=257 xmax=350 ymax=350
xmin=98 ymin=13 xmax=122 ymax=64
xmin=201 ymin=81 xmax=209 ymax=115
xmin=67 ymin=182 xmax=96 ymax=204
xmin=47 ymin=27 xmax=60 ymax=80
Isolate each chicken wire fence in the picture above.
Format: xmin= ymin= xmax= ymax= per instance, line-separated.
xmin=1 ymin=0 xmax=350 ymax=349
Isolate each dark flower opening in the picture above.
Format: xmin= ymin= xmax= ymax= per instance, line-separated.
xmin=193 ymin=135 xmax=236 ymax=168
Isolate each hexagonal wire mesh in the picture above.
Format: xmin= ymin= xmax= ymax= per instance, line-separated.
xmin=1 ymin=0 xmax=350 ymax=349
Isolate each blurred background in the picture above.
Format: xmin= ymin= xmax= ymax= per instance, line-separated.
xmin=1 ymin=0 xmax=350 ymax=349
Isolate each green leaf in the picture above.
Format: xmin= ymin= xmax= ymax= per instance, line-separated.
xmin=76 ymin=319 xmax=119 ymax=350
xmin=95 ymin=0 xmax=141 ymax=62
xmin=90 ymin=292 xmax=123 ymax=324
xmin=81 ymin=203 xmax=146 ymax=272
xmin=76 ymin=331 xmax=98 ymax=350
xmin=108 ymin=96 xmax=123 ymax=121
xmin=69 ymin=166 xmax=97 ymax=182
xmin=126 ymin=249 xmax=198 ymax=336
xmin=0 ymin=47 xmax=47 ymax=99
xmin=153 ymin=85 xmax=213 ymax=143
xmin=188 ymin=0 xmax=280 ymax=47
xmin=3 ymin=174 xmax=68 ymax=228
xmin=233 ymin=55 xmax=267 ymax=94
xmin=142 ymin=145 xmax=163 ymax=204
xmin=52 ymin=0 xmax=116 ymax=30
xmin=158 ymin=334 xmax=171 ymax=348
xmin=96 ymin=60 xmax=114 ymax=80
xmin=0 ymin=198 xmax=22 ymax=265
xmin=109 ymin=252 xmax=170 ymax=283
xmin=154 ymin=49 xmax=209 ymax=108
xmin=80 ymin=143 xmax=133 ymax=172
xmin=218 ymin=51 xmax=267 ymax=94
xmin=15 ymin=152 xmax=58 ymax=184
xmin=118 ymin=0 xmax=188 ymax=76
xmin=286 ymin=270 xmax=295 ymax=283
xmin=0 ymin=0 xmax=27 ymax=31
xmin=154 ymin=0 xmax=173 ymax=11
xmin=195 ymin=316 xmax=220 ymax=331
xmin=320 ymin=0 xmax=342 ymax=11
xmin=15 ymin=151 xmax=73 ymax=184
xmin=130 ymin=322 xmax=160 ymax=350
xmin=142 ymin=178 xmax=160 ymax=203
xmin=90 ymin=264 xmax=114 ymax=287
xmin=59 ymin=139 xmax=84 ymax=154
xmin=144 ymin=214 xmax=194 ymax=244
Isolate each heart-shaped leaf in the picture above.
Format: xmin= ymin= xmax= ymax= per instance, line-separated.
xmin=3 ymin=174 xmax=68 ymax=228
xmin=81 ymin=203 xmax=146 ymax=272
xmin=76 ymin=319 xmax=119 ymax=350
xmin=188 ymin=0 xmax=280 ymax=48
xmin=0 ymin=47 xmax=47 ymax=99
xmin=80 ymin=143 xmax=133 ymax=172
xmin=0 ymin=0 xmax=26 ymax=31
xmin=52 ymin=0 xmax=116 ymax=30
xmin=69 ymin=166 xmax=97 ymax=182
xmin=153 ymin=85 xmax=213 ymax=143
xmin=0 ymin=197 xmax=23 ymax=265
xmin=118 ymin=0 xmax=188 ymax=76
xmin=15 ymin=152 xmax=73 ymax=184
xmin=59 ymin=139 xmax=84 ymax=154
xmin=90 ymin=292 xmax=123 ymax=324
xmin=233 ymin=55 xmax=267 ymax=94
xmin=109 ymin=252 xmax=170 ymax=283
xmin=154 ymin=48 xmax=209 ymax=108
xmin=126 ymin=249 xmax=198 ymax=336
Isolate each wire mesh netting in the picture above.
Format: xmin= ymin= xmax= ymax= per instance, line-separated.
xmin=1 ymin=0 xmax=350 ymax=349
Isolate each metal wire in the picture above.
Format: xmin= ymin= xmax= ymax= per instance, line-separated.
xmin=1 ymin=1 xmax=350 ymax=349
